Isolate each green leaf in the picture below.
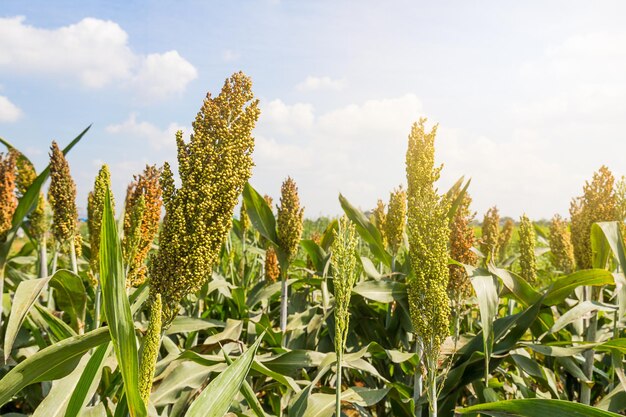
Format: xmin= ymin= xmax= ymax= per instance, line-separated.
xmin=488 ymin=264 xmax=540 ymax=306
xmin=352 ymin=279 xmax=406 ymax=303
xmin=243 ymin=183 xmax=278 ymax=245
xmin=65 ymin=342 xmax=112 ymax=417
xmin=99 ymin=189 xmax=146 ymax=417
xmin=301 ymin=240 xmax=327 ymax=275
xmin=470 ymin=271 xmax=499 ymax=362
xmin=445 ymin=176 xmax=471 ymax=221
xmin=0 ymin=327 xmax=109 ymax=407
xmin=4 ymin=276 xmax=50 ymax=360
xmin=544 ymin=269 xmax=615 ymax=306
xmin=339 ymin=193 xmax=391 ymax=267
xmin=50 ymin=270 xmax=87 ymax=333
xmin=185 ymin=333 xmax=263 ymax=417
xmin=457 ymin=398 xmax=622 ymax=416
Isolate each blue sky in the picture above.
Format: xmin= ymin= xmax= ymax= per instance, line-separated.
xmin=1 ymin=1 xmax=626 ymax=219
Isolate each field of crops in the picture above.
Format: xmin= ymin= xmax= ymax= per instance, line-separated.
xmin=1 ymin=71 xmax=626 ymax=417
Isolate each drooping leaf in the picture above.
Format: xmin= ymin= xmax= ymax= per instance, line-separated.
xmin=457 ymin=398 xmax=622 ymax=416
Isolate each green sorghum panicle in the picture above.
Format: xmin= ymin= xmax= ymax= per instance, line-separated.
xmin=518 ymin=214 xmax=537 ymax=284
xmin=139 ymin=292 xmax=162 ymax=405
xmin=149 ymin=72 xmax=260 ymax=324
xmin=405 ymin=118 xmax=451 ymax=361
xmin=123 ymin=165 xmax=162 ymax=287
xmin=277 ymin=176 xmax=304 ymax=262
xmin=87 ymin=165 xmax=113 ymax=276
xmin=448 ymin=192 xmax=477 ymax=304
xmin=48 ymin=141 xmax=78 ymax=244
xmin=372 ymin=199 xmax=387 ymax=246
xmin=331 ymin=216 xmax=359 ymax=354
xmin=480 ymin=206 xmax=500 ymax=262
xmin=15 ymin=154 xmax=47 ymax=240
xmin=616 ymin=176 xmax=626 ymax=222
xmin=384 ymin=186 xmax=407 ymax=256
xmin=498 ymin=218 xmax=514 ymax=262
xmin=570 ymin=166 xmax=617 ymax=270
xmin=240 ymin=198 xmax=250 ymax=235
xmin=0 ymin=150 xmax=17 ymax=240
xmin=549 ymin=214 xmax=575 ymax=274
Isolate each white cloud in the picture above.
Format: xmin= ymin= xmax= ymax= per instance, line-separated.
xmin=0 ymin=16 xmax=197 ymax=100
xmin=296 ymin=76 xmax=345 ymax=92
xmin=0 ymin=95 xmax=22 ymax=122
xmin=106 ymin=114 xmax=186 ymax=150
xmin=261 ymin=99 xmax=315 ymax=135
xmin=222 ymin=49 xmax=240 ymax=62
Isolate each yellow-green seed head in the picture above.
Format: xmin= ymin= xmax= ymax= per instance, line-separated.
xmin=0 ymin=150 xmax=17 ymax=240
xmin=448 ymin=192 xmax=477 ymax=304
xmin=15 ymin=154 xmax=48 ymax=240
xmin=372 ymin=199 xmax=387 ymax=246
xmin=149 ymin=72 xmax=260 ymax=324
xmin=518 ymin=214 xmax=537 ymax=284
xmin=570 ymin=166 xmax=618 ymax=270
xmin=240 ymin=198 xmax=250 ymax=234
xmin=87 ymin=165 xmax=113 ymax=274
xmin=405 ymin=118 xmax=451 ymax=361
xmin=139 ymin=292 xmax=162 ymax=406
xmin=123 ymin=165 xmax=163 ymax=287
xmin=549 ymin=214 xmax=575 ymax=274
xmin=480 ymin=206 xmax=500 ymax=262
xmin=331 ymin=216 xmax=359 ymax=354
xmin=48 ymin=141 xmax=78 ymax=243
xmin=277 ymin=176 xmax=304 ymax=262
xmin=384 ymin=186 xmax=406 ymax=256
xmin=498 ymin=219 xmax=514 ymax=262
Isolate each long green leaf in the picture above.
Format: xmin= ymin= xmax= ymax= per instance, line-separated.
xmin=457 ymin=398 xmax=622 ymax=416
xmin=50 ymin=270 xmax=87 ymax=333
xmin=65 ymin=342 xmax=112 ymax=417
xmin=99 ymin=189 xmax=146 ymax=417
xmin=544 ymin=269 xmax=614 ymax=306
xmin=339 ymin=193 xmax=391 ymax=267
xmin=0 ymin=327 xmax=109 ymax=407
xmin=243 ymin=183 xmax=279 ymax=245
xmin=185 ymin=334 xmax=263 ymax=417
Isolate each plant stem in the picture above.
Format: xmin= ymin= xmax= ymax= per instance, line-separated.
xmin=336 ymin=350 xmax=342 ymax=417
xmin=0 ymin=264 xmax=5 ymax=332
xmin=428 ymin=356 xmax=437 ymax=417
xmin=581 ymin=286 xmax=598 ymax=405
xmin=94 ymin=279 xmax=101 ymax=330
xmin=39 ymin=236 xmax=48 ymax=278
xmin=414 ymin=338 xmax=423 ymax=417
xmin=280 ymin=270 xmax=288 ymax=334
xmin=69 ymin=237 xmax=78 ymax=275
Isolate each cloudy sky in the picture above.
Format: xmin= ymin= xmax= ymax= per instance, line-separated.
xmin=1 ymin=1 xmax=625 ymax=220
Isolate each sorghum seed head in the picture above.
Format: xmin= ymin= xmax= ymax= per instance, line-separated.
xmin=480 ymin=206 xmax=500 ymax=262
xmin=384 ymin=186 xmax=406 ymax=256
xmin=87 ymin=165 xmax=113 ymax=274
xmin=518 ymin=214 xmax=537 ymax=284
xmin=372 ymin=199 xmax=387 ymax=246
xmin=570 ymin=166 xmax=618 ymax=270
xmin=498 ymin=219 xmax=514 ymax=262
xmin=149 ymin=72 xmax=260 ymax=324
xmin=549 ymin=214 xmax=575 ymax=274
xmin=48 ymin=141 xmax=78 ymax=243
xmin=124 ymin=165 xmax=163 ymax=287
xmin=0 ymin=150 xmax=18 ymax=240
xmin=405 ymin=118 xmax=451 ymax=361
xmin=265 ymin=246 xmax=280 ymax=282
xmin=448 ymin=192 xmax=477 ymax=304
xmin=277 ymin=176 xmax=304 ymax=262
xmin=331 ymin=216 xmax=359 ymax=354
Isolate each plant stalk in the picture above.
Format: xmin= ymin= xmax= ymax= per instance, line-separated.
xmin=69 ymin=237 xmax=78 ymax=275
xmin=280 ymin=271 xmax=288 ymax=333
xmin=336 ymin=350 xmax=342 ymax=417
xmin=414 ymin=338 xmax=423 ymax=417
xmin=39 ymin=236 xmax=48 ymax=278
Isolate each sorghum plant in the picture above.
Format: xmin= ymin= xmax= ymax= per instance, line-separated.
xmin=405 ymin=118 xmax=450 ymax=417
xmin=385 ymin=186 xmax=406 ymax=258
xmin=141 ymin=72 xmax=259 ymax=404
xmin=331 ymin=216 xmax=359 ymax=417
xmin=276 ymin=176 xmax=304 ymax=332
